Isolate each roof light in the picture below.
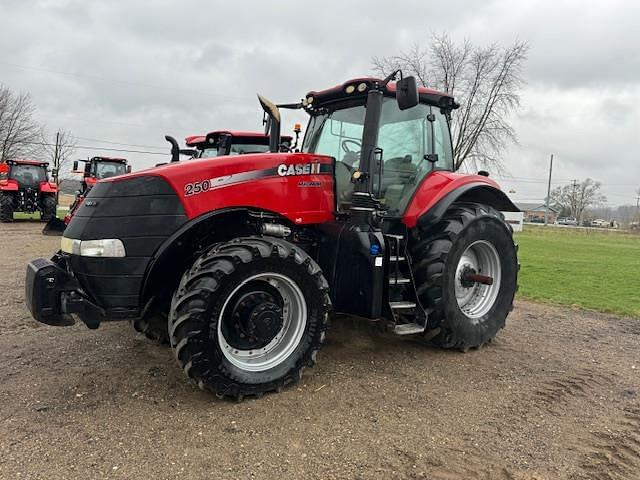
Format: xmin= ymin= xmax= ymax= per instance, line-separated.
xmin=345 ymin=85 xmax=356 ymax=94
xmin=357 ymin=82 xmax=367 ymax=92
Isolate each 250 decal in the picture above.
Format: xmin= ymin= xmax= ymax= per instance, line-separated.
xmin=184 ymin=179 xmax=211 ymax=196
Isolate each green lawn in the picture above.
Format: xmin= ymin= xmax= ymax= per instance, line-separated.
xmin=12 ymin=208 xmax=67 ymax=220
xmin=516 ymin=226 xmax=640 ymax=317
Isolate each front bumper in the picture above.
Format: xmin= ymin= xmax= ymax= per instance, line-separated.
xmin=25 ymin=256 xmax=105 ymax=328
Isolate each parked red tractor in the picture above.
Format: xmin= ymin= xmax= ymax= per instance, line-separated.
xmin=43 ymin=156 xmax=130 ymax=234
xmin=26 ymin=74 xmax=519 ymax=400
xmin=0 ymin=159 xmax=57 ymax=222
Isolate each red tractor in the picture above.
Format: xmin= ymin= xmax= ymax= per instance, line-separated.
xmin=26 ymin=74 xmax=519 ymax=400
xmin=0 ymin=159 xmax=57 ymax=222
xmin=43 ymin=156 xmax=130 ymax=234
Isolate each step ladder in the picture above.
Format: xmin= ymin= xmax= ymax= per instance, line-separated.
xmin=383 ymin=233 xmax=428 ymax=335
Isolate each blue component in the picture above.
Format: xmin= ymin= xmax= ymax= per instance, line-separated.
xmin=370 ymin=244 xmax=380 ymax=256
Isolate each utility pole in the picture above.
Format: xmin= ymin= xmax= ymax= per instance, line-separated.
xmin=544 ymin=154 xmax=554 ymax=225
xmin=53 ymin=131 xmax=60 ymax=202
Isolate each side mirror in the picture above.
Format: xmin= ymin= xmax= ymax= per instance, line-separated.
xmin=396 ymin=76 xmax=419 ymax=110
xmin=126 ymin=165 xmax=132 ymax=173
xmin=72 ymin=160 xmax=78 ymax=171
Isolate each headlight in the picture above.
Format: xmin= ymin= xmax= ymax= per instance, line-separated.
xmin=61 ymin=237 xmax=126 ymax=257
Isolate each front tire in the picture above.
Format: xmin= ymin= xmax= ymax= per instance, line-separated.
xmin=0 ymin=194 xmax=14 ymax=222
xmin=169 ymin=236 xmax=331 ymax=400
xmin=411 ymin=202 xmax=518 ymax=349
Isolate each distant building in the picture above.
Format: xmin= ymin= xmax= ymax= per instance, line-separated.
xmin=517 ymin=202 xmax=560 ymax=224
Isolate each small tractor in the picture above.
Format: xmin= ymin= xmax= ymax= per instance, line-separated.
xmin=43 ymin=156 xmax=130 ymax=235
xmin=26 ymin=74 xmax=519 ymax=400
xmin=0 ymin=159 xmax=57 ymax=223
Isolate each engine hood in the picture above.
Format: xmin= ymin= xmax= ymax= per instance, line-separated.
xmin=99 ymin=152 xmax=336 ymax=223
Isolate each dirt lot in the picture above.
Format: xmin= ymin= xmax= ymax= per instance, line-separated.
xmin=0 ymin=222 xmax=638 ymax=480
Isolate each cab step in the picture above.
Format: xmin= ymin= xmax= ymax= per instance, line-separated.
xmin=389 ymin=277 xmax=411 ymax=285
xmin=389 ymin=301 xmax=416 ymax=310
xmin=393 ymin=323 xmax=426 ymax=335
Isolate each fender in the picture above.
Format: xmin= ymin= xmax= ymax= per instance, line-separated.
xmin=403 ymin=171 xmax=519 ymax=229
xmin=139 ymin=206 xmax=291 ymax=306
xmin=39 ymin=181 xmax=58 ymax=194
xmin=0 ymin=179 xmax=19 ymax=191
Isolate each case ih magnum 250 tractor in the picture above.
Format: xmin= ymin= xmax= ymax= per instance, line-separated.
xmin=26 ymin=74 xmax=519 ymax=400
xmin=0 ymin=159 xmax=57 ymax=222
xmin=44 ymin=156 xmax=130 ymax=234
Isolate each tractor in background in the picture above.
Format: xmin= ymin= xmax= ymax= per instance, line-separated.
xmin=26 ymin=74 xmax=519 ymax=400
xmin=164 ymin=129 xmax=297 ymax=164
xmin=0 ymin=159 xmax=57 ymax=222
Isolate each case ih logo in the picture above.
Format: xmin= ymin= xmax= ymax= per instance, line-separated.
xmin=277 ymin=163 xmax=321 ymax=176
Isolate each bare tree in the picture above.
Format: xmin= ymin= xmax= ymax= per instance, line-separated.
xmin=43 ymin=129 xmax=77 ymax=200
xmin=373 ymin=33 xmax=529 ymax=171
xmin=0 ymin=85 xmax=42 ymax=162
xmin=550 ymin=178 xmax=607 ymax=223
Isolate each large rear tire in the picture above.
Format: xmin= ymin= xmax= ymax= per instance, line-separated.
xmin=411 ymin=202 xmax=518 ymax=349
xmin=0 ymin=194 xmax=14 ymax=222
xmin=41 ymin=195 xmax=57 ymax=222
xmin=168 ymin=236 xmax=331 ymax=400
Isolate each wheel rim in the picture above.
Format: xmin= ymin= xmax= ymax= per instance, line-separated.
xmin=454 ymin=240 xmax=502 ymax=320
xmin=217 ymin=273 xmax=307 ymax=372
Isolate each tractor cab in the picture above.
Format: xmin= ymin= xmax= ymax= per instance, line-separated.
xmin=300 ymin=77 xmax=456 ymax=215
xmin=3 ymin=159 xmax=51 ymax=188
xmin=74 ymin=156 xmax=130 ymax=189
xmin=187 ymin=131 xmax=294 ymax=159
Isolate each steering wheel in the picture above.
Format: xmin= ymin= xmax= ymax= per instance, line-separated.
xmin=341 ymin=139 xmax=361 ymax=154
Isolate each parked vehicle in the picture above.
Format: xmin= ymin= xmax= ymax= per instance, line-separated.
xmin=25 ymin=74 xmax=519 ymax=399
xmin=556 ymin=217 xmax=577 ymax=226
xmin=590 ymin=219 xmax=609 ymax=228
xmin=0 ymin=159 xmax=57 ymax=222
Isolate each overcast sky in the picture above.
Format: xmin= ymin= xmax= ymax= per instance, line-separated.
xmin=1 ymin=0 xmax=639 ymax=206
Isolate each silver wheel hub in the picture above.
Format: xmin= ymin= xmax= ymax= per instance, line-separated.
xmin=454 ymin=240 xmax=502 ymax=320
xmin=218 ymin=273 xmax=307 ymax=372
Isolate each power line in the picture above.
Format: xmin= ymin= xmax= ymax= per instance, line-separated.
xmin=74 ymin=136 xmax=166 ymax=151
xmin=21 ymin=141 xmax=168 ymax=156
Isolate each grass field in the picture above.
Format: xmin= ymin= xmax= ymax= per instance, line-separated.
xmin=516 ymin=226 xmax=640 ymax=317
xmin=12 ymin=207 xmax=67 ymax=220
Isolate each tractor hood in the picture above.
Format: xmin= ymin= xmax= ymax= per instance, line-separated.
xmin=64 ymin=151 xmax=335 ymax=246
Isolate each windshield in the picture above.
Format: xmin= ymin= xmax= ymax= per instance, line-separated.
xmin=229 ymin=143 xmax=270 ymax=155
xmin=303 ymin=97 xmax=454 ymax=214
xmin=10 ymin=164 xmax=48 ymax=186
xmin=198 ymin=140 xmax=271 ymax=158
xmin=93 ymin=161 xmax=126 ymax=179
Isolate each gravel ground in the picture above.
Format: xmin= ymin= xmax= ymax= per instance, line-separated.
xmin=0 ymin=222 xmax=638 ymax=480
